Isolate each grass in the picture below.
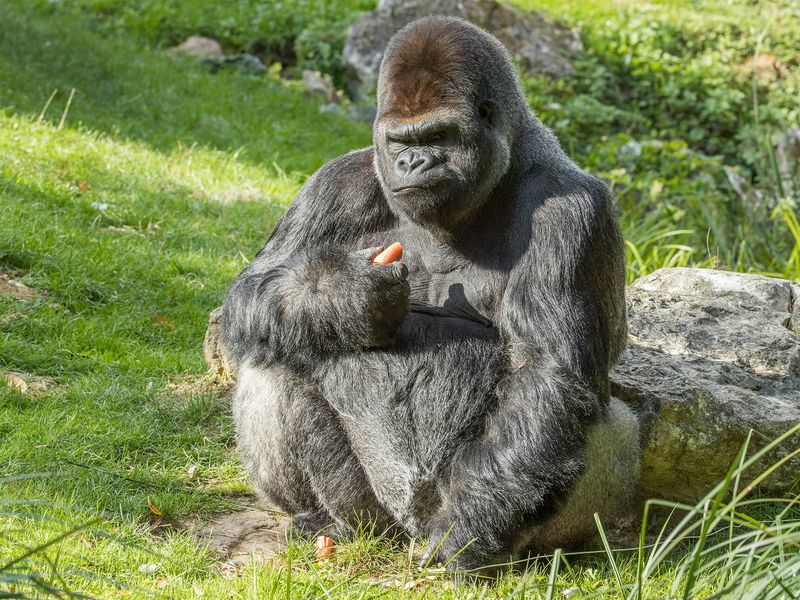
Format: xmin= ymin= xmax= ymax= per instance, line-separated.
xmin=0 ymin=0 xmax=798 ymax=598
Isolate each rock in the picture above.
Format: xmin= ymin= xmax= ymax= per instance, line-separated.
xmin=343 ymin=0 xmax=582 ymax=100
xmin=222 ymin=53 xmax=267 ymax=75
xmin=171 ymin=36 xmax=224 ymax=61
xmin=347 ymin=104 xmax=378 ymax=123
xmin=203 ymin=307 xmax=235 ymax=378
xmin=611 ymin=268 xmax=800 ymax=502
xmin=319 ymin=102 xmax=377 ymax=123
xmin=775 ymin=126 xmax=800 ymax=198
xmin=301 ymin=70 xmax=341 ymax=104
xmin=204 ymin=267 xmax=800 ymax=502
xmin=723 ymin=165 xmax=765 ymax=208
xmin=195 ymin=509 xmax=289 ymax=564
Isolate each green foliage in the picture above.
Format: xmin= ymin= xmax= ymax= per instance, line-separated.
xmin=37 ymin=0 xmax=376 ymax=87
xmin=517 ymin=0 xmax=800 ymax=277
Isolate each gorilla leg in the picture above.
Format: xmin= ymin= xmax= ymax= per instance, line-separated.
xmin=233 ymin=362 xmax=393 ymax=535
xmin=518 ymin=397 xmax=640 ymax=557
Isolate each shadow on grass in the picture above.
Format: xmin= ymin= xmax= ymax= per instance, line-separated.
xmin=0 ymin=2 xmax=372 ymax=177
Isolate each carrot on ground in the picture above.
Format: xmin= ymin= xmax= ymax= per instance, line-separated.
xmin=371 ymin=242 xmax=403 ymax=265
xmin=315 ymin=535 xmax=335 ymax=560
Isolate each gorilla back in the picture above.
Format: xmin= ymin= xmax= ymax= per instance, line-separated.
xmin=223 ymin=16 xmax=639 ymax=571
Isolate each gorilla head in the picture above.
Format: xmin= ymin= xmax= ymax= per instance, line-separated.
xmin=373 ymin=17 xmax=530 ymax=232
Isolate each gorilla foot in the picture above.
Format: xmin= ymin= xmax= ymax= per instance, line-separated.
xmin=420 ymin=529 xmax=511 ymax=577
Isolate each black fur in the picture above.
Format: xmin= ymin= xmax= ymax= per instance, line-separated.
xmin=223 ymin=16 xmax=637 ymax=571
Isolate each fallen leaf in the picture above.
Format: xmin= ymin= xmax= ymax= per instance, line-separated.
xmin=4 ymin=372 xmax=28 ymax=394
xmin=0 ymin=311 xmax=24 ymax=326
xmin=151 ymin=315 xmax=173 ymax=326
xmin=147 ymin=500 xmax=164 ymax=516
xmin=78 ymin=181 xmax=90 ymax=191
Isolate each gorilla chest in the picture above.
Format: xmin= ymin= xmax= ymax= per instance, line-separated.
xmin=406 ymin=257 xmax=505 ymax=327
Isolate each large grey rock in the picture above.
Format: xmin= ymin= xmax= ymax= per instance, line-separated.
xmin=343 ymin=0 xmax=582 ymax=101
xmin=611 ymin=268 xmax=800 ymax=502
xmin=204 ymin=268 xmax=800 ymax=501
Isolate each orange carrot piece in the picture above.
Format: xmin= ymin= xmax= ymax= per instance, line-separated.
xmin=315 ymin=535 xmax=335 ymax=560
xmin=371 ymin=242 xmax=403 ymax=265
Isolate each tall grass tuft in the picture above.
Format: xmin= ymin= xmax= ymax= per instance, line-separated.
xmin=624 ymin=424 xmax=800 ymax=599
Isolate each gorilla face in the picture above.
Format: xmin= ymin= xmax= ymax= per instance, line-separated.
xmin=372 ymin=19 xmax=518 ymax=231
xmin=374 ymin=103 xmax=509 ymax=228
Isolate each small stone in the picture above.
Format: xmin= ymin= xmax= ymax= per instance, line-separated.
xmin=301 ymin=70 xmax=340 ymax=104
xmin=775 ymin=126 xmax=800 ymax=197
xmin=171 ymin=36 xmax=224 ymax=61
xmin=319 ymin=102 xmax=342 ymax=116
xmin=347 ymin=104 xmax=377 ymax=123
xmin=220 ymin=53 xmax=267 ymax=75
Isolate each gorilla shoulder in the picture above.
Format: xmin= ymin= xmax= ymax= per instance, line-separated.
xmin=262 ymin=147 xmax=390 ymax=250
xmin=301 ymin=147 xmax=381 ymax=204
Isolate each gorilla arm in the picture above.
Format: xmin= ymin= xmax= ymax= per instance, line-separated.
xmin=222 ymin=151 xmax=409 ymax=367
xmin=426 ymin=177 xmax=627 ymax=569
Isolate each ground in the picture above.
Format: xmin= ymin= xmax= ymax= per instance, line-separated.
xmin=0 ymin=0 xmax=798 ymax=598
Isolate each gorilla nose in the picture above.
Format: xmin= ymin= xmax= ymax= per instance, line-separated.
xmin=395 ymin=151 xmax=433 ymax=176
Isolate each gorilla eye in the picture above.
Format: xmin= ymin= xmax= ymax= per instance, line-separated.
xmin=478 ymin=103 xmax=494 ymax=124
xmin=425 ymin=130 xmax=447 ymax=144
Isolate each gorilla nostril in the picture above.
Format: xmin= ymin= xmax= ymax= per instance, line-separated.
xmin=409 ymin=156 xmax=426 ymax=171
xmin=396 ymin=153 xmax=430 ymax=176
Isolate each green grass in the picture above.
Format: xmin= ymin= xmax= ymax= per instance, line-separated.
xmin=0 ymin=0 xmax=798 ymax=598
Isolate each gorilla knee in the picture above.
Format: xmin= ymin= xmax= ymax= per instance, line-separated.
xmin=232 ymin=363 xmax=319 ymax=513
xmin=520 ymin=399 xmax=640 ymax=554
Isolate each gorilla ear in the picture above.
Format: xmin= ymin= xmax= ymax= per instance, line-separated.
xmin=478 ymin=102 xmax=495 ymax=126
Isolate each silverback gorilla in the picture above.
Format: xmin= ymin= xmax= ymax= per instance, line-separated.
xmin=223 ymin=16 xmax=639 ymax=571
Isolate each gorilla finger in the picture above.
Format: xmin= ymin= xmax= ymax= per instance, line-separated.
xmin=374 ymin=261 xmax=408 ymax=282
xmin=390 ymin=261 xmax=409 ymax=280
xmin=353 ymin=246 xmax=385 ymax=262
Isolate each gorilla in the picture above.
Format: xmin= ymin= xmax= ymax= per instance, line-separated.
xmin=223 ymin=16 xmax=639 ymax=571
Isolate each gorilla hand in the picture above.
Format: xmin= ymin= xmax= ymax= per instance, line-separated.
xmin=335 ymin=246 xmax=410 ymax=349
